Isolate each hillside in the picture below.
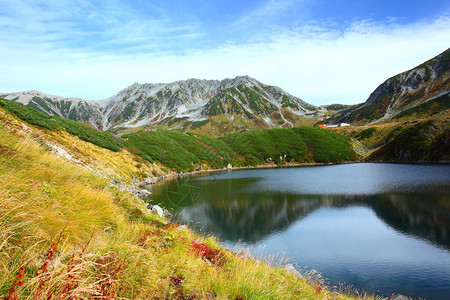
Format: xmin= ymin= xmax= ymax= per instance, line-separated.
xmin=1 ymin=97 xmax=356 ymax=173
xmin=331 ymin=113 xmax=449 ymax=162
xmin=0 ymin=98 xmax=121 ymax=152
xmin=1 ymin=76 xmax=337 ymax=135
xmin=0 ymin=90 xmax=103 ymax=128
xmin=0 ymin=102 xmax=361 ymax=299
xmin=326 ymin=48 xmax=450 ymax=125
xmin=123 ymin=127 xmax=356 ymax=172
xmin=367 ymin=119 xmax=450 ymax=162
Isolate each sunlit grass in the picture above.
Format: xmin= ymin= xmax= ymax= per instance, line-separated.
xmin=0 ymin=109 xmax=368 ymax=299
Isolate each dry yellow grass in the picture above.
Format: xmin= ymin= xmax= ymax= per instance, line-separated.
xmin=0 ymin=109 xmax=367 ymax=299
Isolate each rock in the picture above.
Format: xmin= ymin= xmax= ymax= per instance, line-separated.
xmin=150 ymin=204 xmax=164 ymax=217
xmin=137 ymin=189 xmax=151 ymax=198
xmin=176 ymin=225 xmax=187 ymax=230
xmin=21 ymin=123 xmax=28 ymax=131
xmin=285 ymin=264 xmax=302 ymax=278
xmin=163 ymin=208 xmax=172 ymax=218
xmin=46 ymin=142 xmax=73 ymax=161
xmin=147 ymin=204 xmax=170 ymax=218
xmin=144 ymin=176 xmax=157 ymax=185
xmin=226 ymin=163 xmax=233 ymax=170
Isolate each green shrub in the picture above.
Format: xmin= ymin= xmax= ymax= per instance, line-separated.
xmin=356 ymin=127 xmax=377 ymax=140
xmin=0 ymin=98 xmax=121 ymax=152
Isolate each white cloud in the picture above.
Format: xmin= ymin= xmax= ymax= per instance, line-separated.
xmin=0 ymin=1 xmax=449 ymax=105
xmin=234 ymin=0 xmax=301 ymax=27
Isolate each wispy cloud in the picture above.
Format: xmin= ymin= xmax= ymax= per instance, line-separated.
xmin=0 ymin=0 xmax=449 ymax=105
xmin=0 ymin=0 xmax=202 ymax=54
xmin=234 ymin=0 xmax=301 ymax=27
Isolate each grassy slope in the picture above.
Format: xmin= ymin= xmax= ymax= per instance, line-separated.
xmin=123 ymin=127 xmax=356 ymax=172
xmin=0 ymin=107 xmax=358 ymax=299
xmin=1 ymin=98 xmax=356 ymax=174
xmin=368 ymin=119 xmax=450 ymax=161
xmin=220 ymin=127 xmax=356 ymax=165
xmin=123 ymin=130 xmax=236 ymax=172
xmin=332 ymin=110 xmax=450 ymax=161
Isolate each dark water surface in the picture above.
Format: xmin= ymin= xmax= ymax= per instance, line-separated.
xmin=149 ymin=163 xmax=450 ymax=299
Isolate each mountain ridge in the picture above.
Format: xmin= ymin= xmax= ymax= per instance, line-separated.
xmin=1 ymin=75 xmax=327 ymax=134
xmin=2 ymin=48 xmax=449 ymax=133
xmin=326 ymin=48 xmax=450 ymax=125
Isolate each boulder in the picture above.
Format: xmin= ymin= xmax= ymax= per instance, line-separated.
xmin=137 ymin=189 xmax=151 ymax=198
xmin=148 ymin=204 xmax=164 ymax=217
xmin=163 ymin=208 xmax=172 ymax=218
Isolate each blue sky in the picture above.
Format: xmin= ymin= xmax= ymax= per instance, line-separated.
xmin=0 ymin=0 xmax=449 ymax=105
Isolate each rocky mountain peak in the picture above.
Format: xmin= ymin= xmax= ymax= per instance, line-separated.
xmin=1 ymin=76 xmax=321 ymax=134
xmin=327 ymin=48 xmax=449 ymax=125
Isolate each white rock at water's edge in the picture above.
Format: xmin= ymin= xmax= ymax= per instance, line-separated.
xmin=148 ymin=204 xmax=164 ymax=217
xmin=137 ymin=189 xmax=151 ymax=197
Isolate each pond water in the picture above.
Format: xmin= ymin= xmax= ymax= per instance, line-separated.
xmin=149 ymin=163 xmax=450 ymax=299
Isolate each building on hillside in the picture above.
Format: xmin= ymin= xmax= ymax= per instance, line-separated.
xmin=318 ymin=123 xmax=351 ymax=128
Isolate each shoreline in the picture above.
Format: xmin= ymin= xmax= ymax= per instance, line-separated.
xmin=137 ymin=160 xmax=442 ymax=300
xmin=135 ymin=161 xmax=350 ymax=187
xmin=135 ymin=159 xmax=450 ymax=188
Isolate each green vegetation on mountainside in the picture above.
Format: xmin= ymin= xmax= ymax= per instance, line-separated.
xmin=123 ymin=130 xmax=235 ymax=172
xmin=333 ymin=117 xmax=449 ymax=162
xmin=0 ymin=99 xmax=356 ymax=172
xmin=0 ymin=98 xmax=121 ymax=152
xmin=124 ymin=127 xmax=356 ymax=172
xmin=221 ymin=127 xmax=356 ymax=165
xmin=392 ymin=94 xmax=450 ymax=121
xmin=0 ymin=97 xmax=359 ymax=300
xmin=368 ymin=119 xmax=450 ymax=161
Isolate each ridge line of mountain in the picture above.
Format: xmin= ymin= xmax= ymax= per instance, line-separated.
xmin=1 ymin=75 xmax=328 ymax=134
xmin=1 ymin=48 xmax=449 ymax=134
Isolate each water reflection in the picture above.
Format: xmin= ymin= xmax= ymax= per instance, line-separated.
xmin=370 ymin=193 xmax=450 ymax=250
xmin=151 ymin=174 xmax=450 ymax=250
xmin=149 ymin=164 xmax=450 ymax=299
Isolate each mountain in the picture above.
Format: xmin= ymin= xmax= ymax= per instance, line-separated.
xmin=0 ymin=95 xmax=334 ymax=300
xmin=3 ymin=48 xmax=448 ymax=133
xmin=100 ymin=75 xmax=324 ymax=134
xmin=326 ymin=48 xmax=450 ymax=125
xmin=0 ymin=90 xmax=103 ymax=128
xmin=1 ymin=76 xmax=328 ymax=135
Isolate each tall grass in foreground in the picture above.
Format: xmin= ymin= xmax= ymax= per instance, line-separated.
xmin=0 ymin=124 xmax=364 ymax=299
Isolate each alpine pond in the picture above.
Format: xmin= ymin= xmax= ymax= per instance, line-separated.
xmin=149 ymin=163 xmax=450 ymax=299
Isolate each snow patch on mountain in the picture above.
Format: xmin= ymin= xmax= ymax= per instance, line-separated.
xmin=2 ymin=76 xmax=325 ymax=132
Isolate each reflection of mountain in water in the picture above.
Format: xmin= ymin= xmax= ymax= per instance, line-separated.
xmin=369 ymin=193 xmax=450 ymax=250
xmin=176 ymin=193 xmax=449 ymax=250
xmin=155 ymin=176 xmax=450 ymax=250
xmin=177 ymin=194 xmax=332 ymax=243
